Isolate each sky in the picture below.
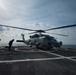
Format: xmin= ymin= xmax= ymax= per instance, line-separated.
xmin=0 ymin=0 xmax=76 ymax=46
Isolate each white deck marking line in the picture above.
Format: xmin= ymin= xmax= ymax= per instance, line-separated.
xmin=0 ymin=50 xmax=76 ymax=63
xmin=0 ymin=56 xmax=76 ymax=64
xmin=40 ymin=50 xmax=76 ymax=62
xmin=14 ymin=49 xmax=42 ymax=52
xmin=8 ymin=49 xmax=76 ymax=59
xmin=68 ymin=56 xmax=76 ymax=58
xmin=0 ymin=57 xmax=65 ymax=63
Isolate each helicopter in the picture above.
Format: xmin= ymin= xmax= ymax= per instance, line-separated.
xmin=0 ymin=24 xmax=76 ymax=50
xmin=16 ymin=33 xmax=63 ymax=50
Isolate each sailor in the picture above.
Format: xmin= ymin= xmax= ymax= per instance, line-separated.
xmin=8 ymin=39 xmax=14 ymax=51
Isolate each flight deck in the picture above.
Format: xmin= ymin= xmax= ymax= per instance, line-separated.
xmin=0 ymin=46 xmax=76 ymax=75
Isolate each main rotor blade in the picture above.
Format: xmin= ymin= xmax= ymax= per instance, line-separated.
xmin=51 ymin=33 xmax=68 ymax=37
xmin=29 ymin=32 xmax=37 ymax=34
xmin=0 ymin=24 xmax=36 ymax=31
xmin=29 ymin=30 xmax=46 ymax=34
xmin=45 ymin=24 xmax=76 ymax=31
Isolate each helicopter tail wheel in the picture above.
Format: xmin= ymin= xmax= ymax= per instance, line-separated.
xmin=57 ymin=41 xmax=62 ymax=48
xmin=59 ymin=41 xmax=62 ymax=46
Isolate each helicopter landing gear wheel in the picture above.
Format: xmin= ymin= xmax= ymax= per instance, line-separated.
xmin=36 ymin=44 xmax=39 ymax=49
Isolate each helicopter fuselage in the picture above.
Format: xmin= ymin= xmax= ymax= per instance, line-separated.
xmin=28 ymin=35 xmax=62 ymax=50
xmin=16 ymin=34 xmax=62 ymax=50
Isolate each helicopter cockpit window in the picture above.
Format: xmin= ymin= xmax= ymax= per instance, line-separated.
xmin=30 ymin=34 xmax=40 ymax=38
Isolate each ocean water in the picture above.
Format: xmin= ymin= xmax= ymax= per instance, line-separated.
xmin=61 ymin=45 xmax=76 ymax=49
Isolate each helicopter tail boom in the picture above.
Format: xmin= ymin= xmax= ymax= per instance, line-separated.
xmin=16 ymin=40 xmax=24 ymax=42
